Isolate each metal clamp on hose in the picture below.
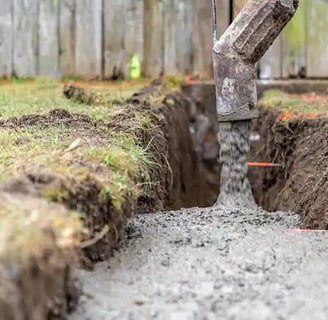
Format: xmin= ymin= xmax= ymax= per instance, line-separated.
xmin=217 ymin=103 xmax=260 ymax=122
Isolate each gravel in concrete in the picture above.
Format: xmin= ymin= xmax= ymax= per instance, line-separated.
xmin=70 ymin=206 xmax=328 ymax=320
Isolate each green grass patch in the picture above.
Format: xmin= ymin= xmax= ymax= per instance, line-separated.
xmin=0 ymin=78 xmax=159 ymax=211
xmin=260 ymin=90 xmax=328 ymax=116
xmin=0 ymin=79 xmax=85 ymax=117
xmin=0 ymin=79 xmax=145 ymax=118
xmin=83 ymin=132 xmax=153 ymax=209
xmin=0 ymin=125 xmax=70 ymax=180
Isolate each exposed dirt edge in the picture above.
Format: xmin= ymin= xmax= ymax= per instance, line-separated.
xmin=0 ymin=192 xmax=81 ymax=320
xmin=249 ymin=108 xmax=328 ymax=229
xmin=0 ymin=80 xmax=219 ymax=319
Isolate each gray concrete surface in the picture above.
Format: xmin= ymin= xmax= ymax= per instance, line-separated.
xmin=70 ymin=206 xmax=328 ymax=320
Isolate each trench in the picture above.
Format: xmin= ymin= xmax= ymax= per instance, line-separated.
xmin=68 ymin=81 xmax=328 ymax=319
xmin=182 ymin=81 xmax=328 ymax=227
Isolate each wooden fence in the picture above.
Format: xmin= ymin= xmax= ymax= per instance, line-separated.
xmin=0 ymin=0 xmax=327 ymax=80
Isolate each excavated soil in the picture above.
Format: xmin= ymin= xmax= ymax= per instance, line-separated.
xmin=0 ymin=192 xmax=81 ymax=320
xmin=0 ymin=81 xmax=219 ymax=319
xmin=249 ymin=110 xmax=328 ymax=229
xmin=0 ymin=81 xmax=218 ymax=262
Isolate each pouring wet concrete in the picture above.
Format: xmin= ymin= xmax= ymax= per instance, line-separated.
xmin=70 ymin=206 xmax=328 ymax=320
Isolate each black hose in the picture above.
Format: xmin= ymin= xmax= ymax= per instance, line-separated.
xmin=211 ymin=0 xmax=218 ymax=43
xmin=229 ymin=0 xmax=234 ymax=24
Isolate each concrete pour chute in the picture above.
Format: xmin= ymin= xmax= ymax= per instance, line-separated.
xmin=212 ymin=0 xmax=298 ymax=207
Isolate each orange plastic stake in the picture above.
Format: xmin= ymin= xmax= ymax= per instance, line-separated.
xmin=247 ymin=162 xmax=283 ymax=167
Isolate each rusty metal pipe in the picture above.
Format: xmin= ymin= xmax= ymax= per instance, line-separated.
xmin=212 ymin=0 xmax=298 ymax=122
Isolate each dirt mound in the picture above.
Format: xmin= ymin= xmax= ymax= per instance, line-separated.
xmin=0 ymin=108 xmax=93 ymax=130
xmin=249 ymin=109 xmax=328 ymax=229
xmin=0 ymin=170 xmax=131 ymax=264
xmin=0 ymin=192 xmax=81 ymax=320
xmin=62 ymin=83 xmax=122 ymax=106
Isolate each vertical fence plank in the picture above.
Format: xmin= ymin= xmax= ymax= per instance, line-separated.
xmin=193 ymin=1 xmax=213 ymax=78
xmin=4 ymin=0 xmax=326 ymax=80
xmin=38 ymin=0 xmax=60 ymax=78
xmin=123 ymin=0 xmax=144 ymax=78
xmin=282 ymin=0 xmax=306 ymax=78
xmin=306 ymin=0 xmax=328 ymax=78
xmin=13 ymin=0 xmax=38 ymax=77
xmin=175 ymin=0 xmax=194 ymax=75
xmin=60 ymin=0 xmax=76 ymax=77
xmin=0 ymin=0 xmax=12 ymax=78
xmin=143 ymin=0 xmax=164 ymax=78
xmin=259 ymin=37 xmax=283 ymax=79
xmin=163 ymin=0 xmax=177 ymax=75
xmin=217 ymin=0 xmax=230 ymax=40
xmin=75 ymin=0 xmax=102 ymax=78
xmin=103 ymin=0 xmax=124 ymax=79
xmin=193 ymin=0 xmax=229 ymax=78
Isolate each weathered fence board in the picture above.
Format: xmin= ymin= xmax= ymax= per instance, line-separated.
xmin=282 ymin=0 xmax=306 ymax=78
xmin=123 ymin=0 xmax=144 ymax=78
xmin=193 ymin=0 xmax=229 ymax=78
xmin=13 ymin=0 xmax=38 ymax=77
xmin=260 ymin=37 xmax=283 ymax=79
xmin=38 ymin=0 xmax=60 ymax=78
xmin=143 ymin=0 xmax=164 ymax=78
xmin=103 ymin=0 xmax=124 ymax=79
xmin=217 ymin=0 xmax=230 ymax=39
xmin=75 ymin=0 xmax=102 ymax=77
xmin=0 ymin=0 xmax=12 ymax=78
xmin=163 ymin=0 xmax=177 ymax=75
xmin=1 ymin=0 xmax=327 ymax=79
xmin=306 ymin=0 xmax=328 ymax=78
xmin=193 ymin=0 xmax=214 ymax=78
xmin=175 ymin=0 xmax=194 ymax=74
xmin=60 ymin=0 xmax=76 ymax=76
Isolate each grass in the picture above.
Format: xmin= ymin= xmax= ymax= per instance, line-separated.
xmin=0 ymin=78 xmax=162 ymax=272
xmin=0 ymin=78 xmax=145 ymax=118
xmin=260 ymin=90 xmax=328 ymax=118
xmin=0 ymin=79 xmax=156 ymax=210
xmin=0 ymin=124 xmax=153 ymax=209
xmin=0 ymin=79 xmax=84 ymax=117
xmin=0 ymin=125 xmax=69 ymax=180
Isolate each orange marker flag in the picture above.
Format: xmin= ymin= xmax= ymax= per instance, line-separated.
xmin=247 ymin=162 xmax=283 ymax=167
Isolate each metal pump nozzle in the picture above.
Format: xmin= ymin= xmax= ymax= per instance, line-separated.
xmin=212 ymin=0 xmax=299 ymax=122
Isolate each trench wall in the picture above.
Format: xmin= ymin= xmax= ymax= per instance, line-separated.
xmin=182 ymin=81 xmax=328 ymax=229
